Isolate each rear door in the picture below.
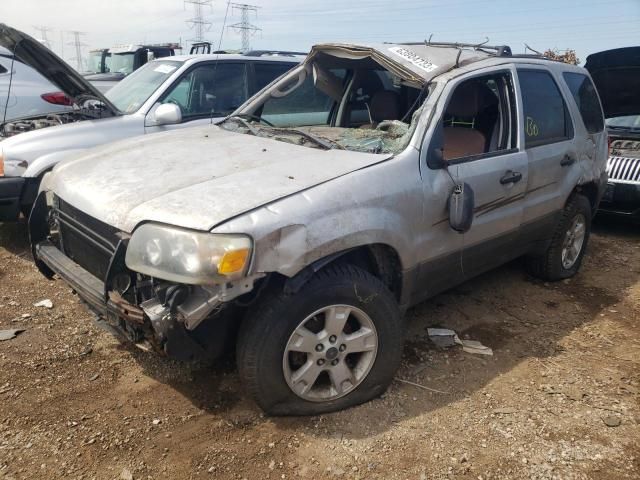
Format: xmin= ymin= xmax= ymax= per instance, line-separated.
xmin=250 ymin=61 xmax=297 ymax=96
xmin=516 ymin=67 xmax=578 ymax=239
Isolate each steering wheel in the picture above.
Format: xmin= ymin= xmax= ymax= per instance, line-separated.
xmin=233 ymin=113 xmax=275 ymax=127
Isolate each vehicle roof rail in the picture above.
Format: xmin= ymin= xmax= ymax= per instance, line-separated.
xmin=190 ymin=42 xmax=212 ymax=54
xmin=394 ymin=40 xmax=512 ymax=57
xmin=244 ymin=50 xmax=307 ymax=57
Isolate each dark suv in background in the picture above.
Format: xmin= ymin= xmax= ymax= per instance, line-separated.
xmin=586 ymin=47 xmax=640 ymax=222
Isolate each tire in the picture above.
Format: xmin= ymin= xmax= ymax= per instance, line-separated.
xmin=236 ymin=264 xmax=403 ymax=416
xmin=526 ymin=194 xmax=592 ymax=281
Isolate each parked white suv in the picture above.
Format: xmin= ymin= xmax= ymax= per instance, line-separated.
xmin=31 ymin=41 xmax=608 ymax=415
xmin=0 ymin=23 xmax=302 ymax=220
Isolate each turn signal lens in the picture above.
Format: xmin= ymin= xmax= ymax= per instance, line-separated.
xmin=0 ymin=154 xmax=4 ymax=176
xmin=218 ymin=248 xmax=250 ymax=275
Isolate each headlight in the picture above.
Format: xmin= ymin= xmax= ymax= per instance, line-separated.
xmin=125 ymin=223 xmax=252 ymax=285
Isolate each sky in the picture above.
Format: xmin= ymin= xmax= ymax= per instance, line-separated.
xmin=1 ymin=0 xmax=639 ymax=68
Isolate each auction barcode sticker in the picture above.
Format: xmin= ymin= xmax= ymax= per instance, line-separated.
xmin=388 ymin=46 xmax=438 ymax=73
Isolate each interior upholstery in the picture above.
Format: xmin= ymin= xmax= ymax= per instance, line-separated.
xmin=360 ymin=90 xmax=400 ymax=128
xmin=443 ymin=80 xmax=500 ymax=160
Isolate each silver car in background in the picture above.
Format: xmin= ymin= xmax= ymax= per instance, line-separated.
xmin=0 ymin=48 xmax=72 ymax=122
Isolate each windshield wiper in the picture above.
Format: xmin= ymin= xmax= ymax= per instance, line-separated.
xmin=273 ymin=128 xmax=344 ymax=150
xmin=225 ymin=115 xmax=259 ymax=136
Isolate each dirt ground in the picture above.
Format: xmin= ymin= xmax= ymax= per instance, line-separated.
xmin=0 ymin=218 xmax=638 ymax=480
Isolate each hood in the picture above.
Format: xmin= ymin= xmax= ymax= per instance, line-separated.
xmin=1 ymin=114 xmax=137 ymax=166
xmin=0 ymin=23 xmax=118 ymax=115
xmin=47 ymin=126 xmax=392 ymax=233
xmin=585 ymin=47 xmax=640 ymax=118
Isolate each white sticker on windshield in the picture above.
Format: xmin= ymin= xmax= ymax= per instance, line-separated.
xmin=388 ymin=47 xmax=438 ymax=73
xmin=154 ymin=64 xmax=177 ymax=74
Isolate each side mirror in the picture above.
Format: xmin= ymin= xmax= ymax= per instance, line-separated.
xmin=154 ymin=103 xmax=182 ymax=126
xmin=448 ymin=182 xmax=475 ymax=233
xmin=427 ymin=122 xmax=446 ymax=169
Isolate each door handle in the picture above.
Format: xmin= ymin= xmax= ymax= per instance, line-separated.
xmin=560 ymin=154 xmax=576 ymax=167
xmin=500 ymin=170 xmax=523 ymax=185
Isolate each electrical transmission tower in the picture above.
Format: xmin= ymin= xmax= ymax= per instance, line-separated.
xmin=33 ymin=25 xmax=53 ymax=49
xmin=185 ymin=0 xmax=213 ymax=42
xmin=67 ymin=31 xmax=87 ymax=71
xmin=229 ymin=3 xmax=261 ymax=51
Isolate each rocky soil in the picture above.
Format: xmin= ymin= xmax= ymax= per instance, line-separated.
xmin=0 ymin=218 xmax=638 ymax=479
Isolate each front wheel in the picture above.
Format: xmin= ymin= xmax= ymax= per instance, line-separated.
xmin=236 ymin=264 xmax=403 ymax=415
xmin=526 ymin=194 xmax=592 ymax=280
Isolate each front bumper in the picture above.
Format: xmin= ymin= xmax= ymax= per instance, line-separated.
xmin=28 ymin=192 xmax=222 ymax=361
xmin=598 ymin=181 xmax=640 ymax=221
xmin=0 ymin=176 xmax=25 ymax=221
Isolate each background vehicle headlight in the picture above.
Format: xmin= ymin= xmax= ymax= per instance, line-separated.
xmin=125 ymin=223 xmax=252 ymax=284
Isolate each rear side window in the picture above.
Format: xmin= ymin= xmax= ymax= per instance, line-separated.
xmin=254 ymin=62 xmax=296 ymax=92
xmin=518 ymin=69 xmax=573 ymax=147
xmin=562 ymin=72 xmax=604 ymax=134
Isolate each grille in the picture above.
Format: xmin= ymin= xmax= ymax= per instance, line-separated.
xmin=53 ymin=197 xmax=121 ymax=280
xmin=606 ymin=156 xmax=640 ymax=184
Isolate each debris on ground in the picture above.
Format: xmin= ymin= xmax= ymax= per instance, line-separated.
xmin=33 ymin=299 xmax=53 ymax=309
xmin=427 ymin=327 xmax=494 ymax=355
xmin=0 ymin=328 xmax=25 ymax=341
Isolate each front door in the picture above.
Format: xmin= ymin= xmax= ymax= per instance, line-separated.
xmin=438 ymin=68 xmax=528 ymax=278
xmin=145 ymin=61 xmax=248 ymax=133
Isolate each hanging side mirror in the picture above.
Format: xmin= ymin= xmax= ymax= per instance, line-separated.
xmin=448 ymin=182 xmax=475 ymax=233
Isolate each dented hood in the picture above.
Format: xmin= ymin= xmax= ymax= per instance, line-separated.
xmin=585 ymin=47 xmax=640 ymax=118
xmin=47 ymin=126 xmax=392 ymax=233
xmin=0 ymin=23 xmax=117 ymax=114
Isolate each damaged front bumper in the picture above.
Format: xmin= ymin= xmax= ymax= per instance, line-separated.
xmin=29 ymin=192 xmax=249 ymax=361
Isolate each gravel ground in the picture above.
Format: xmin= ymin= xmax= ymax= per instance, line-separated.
xmin=0 ymin=218 xmax=638 ymax=480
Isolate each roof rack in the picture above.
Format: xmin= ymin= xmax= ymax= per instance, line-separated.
xmin=398 ymin=40 xmax=512 ymax=57
xmin=244 ymin=50 xmax=307 ymax=57
xmin=190 ymin=42 xmax=212 ymax=54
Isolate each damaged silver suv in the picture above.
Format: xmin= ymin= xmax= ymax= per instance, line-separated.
xmin=30 ymin=41 xmax=608 ymax=415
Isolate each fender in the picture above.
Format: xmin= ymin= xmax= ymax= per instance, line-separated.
xmin=23 ymin=149 xmax=87 ymax=178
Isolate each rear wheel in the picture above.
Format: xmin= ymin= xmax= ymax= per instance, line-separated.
xmin=526 ymin=194 xmax=591 ymax=280
xmin=236 ymin=264 xmax=403 ymax=415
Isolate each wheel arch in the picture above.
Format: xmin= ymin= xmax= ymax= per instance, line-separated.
xmin=282 ymin=243 xmax=405 ymax=302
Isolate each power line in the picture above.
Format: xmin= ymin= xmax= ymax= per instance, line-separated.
xmin=185 ymin=0 xmax=213 ymax=42
xmin=33 ymin=25 xmax=53 ymax=49
xmin=228 ymin=3 xmax=261 ymax=51
xmin=67 ymin=31 xmax=87 ymax=71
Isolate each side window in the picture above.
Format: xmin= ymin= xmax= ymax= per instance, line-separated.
xmin=441 ymin=72 xmax=516 ymax=161
xmin=260 ymin=68 xmax=346 ymax=127
xmin=254 ymin=62 xmax=296 ymax=92
xmin=518 ymin=69 xmax=573 ymax=147
xmin=562 ymin=72 xmax=604 ymax=134
xmin=0 ymin=63 xmax=7 ymax=74
xmin=162 ymin=62 xmax=247 ymax=118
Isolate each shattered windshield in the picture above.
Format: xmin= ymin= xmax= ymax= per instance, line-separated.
xmin=220 ymin=60 xmax=428 ymax=154
xmin=106 ymin=60 xmax=182 ymax=113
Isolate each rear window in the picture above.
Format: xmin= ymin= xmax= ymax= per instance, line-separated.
xmin=254 ymin=62 xmax=296 ymax=92
xmin=518 ymin=69 xmax=573 ymax=148
xmin=563 ymin=72 xmax=604 ymax=134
